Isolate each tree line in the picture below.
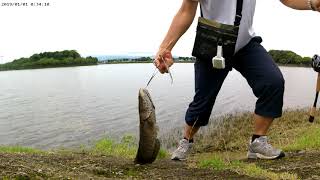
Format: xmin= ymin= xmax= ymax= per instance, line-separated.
xmin=0 ymin=50 xmax=98 ymax=71
xmin=0 ymin=50 xmax=312 ymax=71
xmin=102 ymin=56 xmax=195 ymax=63
xmin=268 ymin=50 xmax=311 ymax=66
xmin=102 ymin=50 xmax=312 ymax=66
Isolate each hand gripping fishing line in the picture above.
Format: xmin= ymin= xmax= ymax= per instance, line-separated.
xmin=146 ymin=55 xmax=173 ymax=87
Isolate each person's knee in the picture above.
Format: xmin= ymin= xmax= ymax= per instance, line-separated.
xmin=254 ymin=74 xmax=285 ymax=98
xmin=254 ymin=75 xmax=284 ymax=118
xmin=185 ymin=116 xmax=209 ymax=127
xmin=269 ymin=74 xmax=285 ymax=92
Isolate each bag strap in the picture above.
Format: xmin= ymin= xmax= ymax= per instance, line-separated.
xmin=234 ymin=0 xmax=243 ymax=26
xmin=200 ymin=0 xmax=243 ymax=26
xmin=200 ymin=4 xmax=203 ymax=17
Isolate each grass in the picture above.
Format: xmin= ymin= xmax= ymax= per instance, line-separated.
xmin=0 ymin=135 xmax=168 ymax=161
xmin=93 ymin=136 xmax=137 ymax=158
xmin=199 ymin=156 xmax=226 ymax=170
xmin=0 ymin=109 xmax=319 ymax=179
xmin=161 ymin=108 xmax=320 ymax=152
xmin=283 ymin=126 xmax=320 ymax=151
xmin=182 ymin=108 xmax=320 ymax=179
xmin=199 ymin=155 xmax=298 ymax=179
xmin=239 ymin=163 xmax=298 ymax=180
xmin=0 ymin=146 xmax=43 ymax=154
xmin=92 ymin=135 xmax=168 ymax=159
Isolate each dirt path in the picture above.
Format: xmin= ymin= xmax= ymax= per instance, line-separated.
xmin=1 ymin=151 xmax=319 ymax=179
xmin=254 ymin=151 xmax=320 ymax=179
xmin=0 ymin=152 xmax=255 ymax=179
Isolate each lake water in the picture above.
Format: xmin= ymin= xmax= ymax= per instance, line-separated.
xmin=0 ymin=63 xmax=316 ymax=149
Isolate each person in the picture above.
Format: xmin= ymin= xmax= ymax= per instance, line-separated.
xmin=154 ymin=0 xmax=320 ymax=161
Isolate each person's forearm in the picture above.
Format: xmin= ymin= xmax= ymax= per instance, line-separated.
xmin=159 ymin=1 xmax=198 ymax=52
xmin=281 ymin=0 xmax=314 ymax=10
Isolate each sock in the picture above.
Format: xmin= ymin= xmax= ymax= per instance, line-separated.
xmin=251 ymin=134 xmax=261 ymax=142
xmin=184 ymin=137 xmax=194 ymax=143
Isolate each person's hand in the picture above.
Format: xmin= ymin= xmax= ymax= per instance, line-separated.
xmin=312 ymin=0 xmax=320 ymax=12
xmin=154 ymin=49 xmax=174 ymax=74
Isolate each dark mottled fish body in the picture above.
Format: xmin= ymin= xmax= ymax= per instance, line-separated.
xmin=134 ymin=88 xmax=160 ymax=164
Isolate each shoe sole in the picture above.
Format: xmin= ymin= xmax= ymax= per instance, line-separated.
xmin=247 ymin=151 xmax=285 ymax=160
xmin=171 ymin=157 xmax=187 ymax=161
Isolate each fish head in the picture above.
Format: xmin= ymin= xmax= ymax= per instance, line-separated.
xmin=138 ymin=88 xmax=155 ymax=121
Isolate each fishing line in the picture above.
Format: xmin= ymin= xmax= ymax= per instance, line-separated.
xmin=146 ymin=67 xmax=159 ymax=88
xmin=145 ymin=56 xmax=173 ymax=88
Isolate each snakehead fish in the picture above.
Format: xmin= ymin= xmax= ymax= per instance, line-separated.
xmin=134 ymin=88 xmax=160 ymax=164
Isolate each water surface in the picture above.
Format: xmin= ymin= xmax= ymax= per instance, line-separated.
xmin=0 ymin=64 xmax=315 ymax=149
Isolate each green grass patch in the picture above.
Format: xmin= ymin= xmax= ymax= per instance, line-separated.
xmin=199 ymin=156 xmax=226 ymax=170
xmin=93 ymin=136 xmax=137 ymax=158
xmin=0 ymin=146 xmax=42 ymax=154
xmin=240 ymin=163 xmax=298 ymax=180
xmin=283 ymin=125 xmax=320 ymax=151
xmin=199 ymin=155 xmax=298 ymax=179
xmin=157 ymin=148 xmax=168 ymax=159
xmin=92 ymin=135 xmax=167 ymax=159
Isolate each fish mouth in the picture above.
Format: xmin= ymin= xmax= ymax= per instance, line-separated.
xmin=139 ymin=88 xmax=155 ymax=108
xmin=139 ymin=88 xmax=146 ymax=97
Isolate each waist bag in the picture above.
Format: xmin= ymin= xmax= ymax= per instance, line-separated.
xmin=191 ymin=0 xmax=243 ymax=69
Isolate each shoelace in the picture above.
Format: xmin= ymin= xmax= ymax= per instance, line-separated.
xmin=257 ymin=138 xmax=274 ymax=151
xmin=177 ymin=140 xmax=190 ymax=153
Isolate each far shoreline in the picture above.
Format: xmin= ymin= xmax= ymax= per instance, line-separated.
xmin=0 ymin=61 xmax=311 ymax=72
xmin=0 ymin=63 xmax=98 ymax=72
xmin=99 ymin=61 xmax=311 ymax=68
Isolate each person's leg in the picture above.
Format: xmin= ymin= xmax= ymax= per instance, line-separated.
xmin=254 ymin=114 xmax=273 ymax=136
xmin=184 ymin=125 xmax=200 ymax=140
xmin=171 ymin=59 xmax=229 ymax=160
xmin=233 ymin=36 xmax=285 ymax=159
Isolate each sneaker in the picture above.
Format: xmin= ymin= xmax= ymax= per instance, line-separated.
xmin=171 ymin=139 xmax=193 ymax=161
xmin=247 ymin=136 xmax=285 ymax=160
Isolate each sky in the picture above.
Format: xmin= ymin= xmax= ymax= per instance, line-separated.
xmin=0 ymin=0 xmax=319 ymax=63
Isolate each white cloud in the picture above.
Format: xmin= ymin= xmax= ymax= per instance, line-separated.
xmin=0 ymin=0 xmax=319 ymax=63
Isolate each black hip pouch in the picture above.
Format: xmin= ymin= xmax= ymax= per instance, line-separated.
xmin=191 ymin=0 xmax=243 ymax=69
